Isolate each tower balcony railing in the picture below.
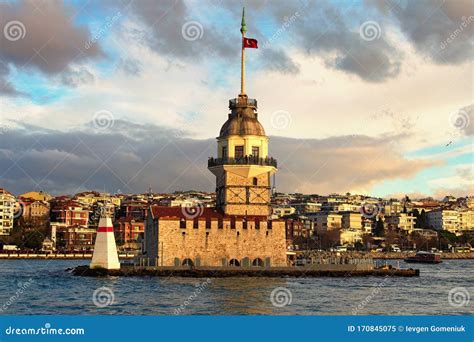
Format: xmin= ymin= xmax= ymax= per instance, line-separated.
xmin=208 ymin=156 xmax=277 ymax=168
xmin=229 ymin=97 xmax=257 ymax=109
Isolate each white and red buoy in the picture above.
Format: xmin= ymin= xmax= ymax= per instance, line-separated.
xmin=90 ymin=214 xmax=120 ymax=270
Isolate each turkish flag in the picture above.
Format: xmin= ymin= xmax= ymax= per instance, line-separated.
xmin=243 ymin=38 xmax=258 ymax=49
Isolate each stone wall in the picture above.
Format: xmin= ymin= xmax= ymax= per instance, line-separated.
xmin=153 ymin=217 xmax=287 ymax=267
xmin=222 ymin=171 xmax=271 ymax=216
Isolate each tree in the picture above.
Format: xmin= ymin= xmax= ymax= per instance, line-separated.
xmin=438 ymin=230 xmax=458 ymax=250
xmin=415 ymin=209 xmax=427 ymax=228
xmin=318 ymin=228 xmax=341 ymax=249
xmin=354 ymin=241 xmax=364 ymax=250
xmin=374 ymin=217 xmax=385 ymax=237
xmin=22 ymin=230 xmax=44 ymax=250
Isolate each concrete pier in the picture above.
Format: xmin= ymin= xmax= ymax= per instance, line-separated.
xmin=71 ymin=265 xmax=419 ymax=278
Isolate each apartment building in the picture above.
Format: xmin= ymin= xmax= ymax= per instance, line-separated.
xmin=385 ymin=213 xmax=416 ymax=232
xmin=0 ymin=188 xmax=16 ymax=236
xmin=426 ymin=209 xmax=459 ymax=234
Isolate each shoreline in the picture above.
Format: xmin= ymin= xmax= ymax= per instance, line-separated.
xmin=0 ymin=251 xmax=473 ymax=260
xmin=297 ymin=251 xmax=474 ymax=260
xmin=0 ymin=253 xmax=135 ymax=259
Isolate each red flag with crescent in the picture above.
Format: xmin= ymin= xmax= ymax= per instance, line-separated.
xmin=243 ymin=38 xmax=258 ymax=48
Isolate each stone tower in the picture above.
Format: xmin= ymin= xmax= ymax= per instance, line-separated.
xmin=208 ymin=8 xmax=277 ymax=217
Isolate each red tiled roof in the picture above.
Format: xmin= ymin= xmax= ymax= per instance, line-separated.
xmin=149 ymin=206 xmax=269 ymax=220
xmin=51 ymin=200 xmax=87 ymax=210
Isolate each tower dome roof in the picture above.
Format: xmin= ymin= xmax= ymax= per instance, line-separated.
xmin=219 ymin=116 xmax=266 ymax=137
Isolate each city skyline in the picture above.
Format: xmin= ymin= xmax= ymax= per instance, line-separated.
xmin=1 ymin=0 xmax=472 ymax=198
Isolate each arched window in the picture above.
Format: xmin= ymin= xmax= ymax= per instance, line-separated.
xmin=229 ymin=258 xmax=240 ymax=267
xmin=182 ymin=258 xmax=194 ymax=267
xmin=253 ymin=177 xmax=258 ymax=186
xmin=252 ymin=258 xmax=264 ymax=267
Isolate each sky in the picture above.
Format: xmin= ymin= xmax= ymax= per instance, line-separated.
xmin=0 ymin=0 xmax=472 ymax=199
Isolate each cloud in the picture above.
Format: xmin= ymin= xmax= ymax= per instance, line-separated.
xmin=0 ymin=120 xmax=440 ymax=196
xmin=125 ymin=0 xmax=234 ymax=60
xmin=0 ymin=61 xmax=24 ymax=96
xmin=60 ymin=68 xmax=95 ymax=87
xmin=260 ymin=48 xmax=299 ymax=74
xmin=372 ymin=0 xmax=474 ymax=64
xmin=271 ymin=135 xmax=440 ymax=195
xmin=0 ymin=0 xmax=103 ymax=94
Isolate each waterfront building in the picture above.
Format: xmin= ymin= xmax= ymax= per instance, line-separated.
xmin=19 ymin=190 xmax=52 ymax=202
xmin=41 ymin=237 xmax=55 ymax=252
xmin=281 ymin=216 xmax=308 ymax=250
xmin=384 ymin=201 xmax=403 ymax=215
xmin=458 ymin=210 xmax=474 ymax=232
xmin=307 ymin=212 xmax=343 ymax=234
xmin=115 ymin=217 xmax=144 ymax=244
xmin=322 ymin=202 xmax=359 ymax=212
xmin=362 ymin=217 xmax=373 ymax=234
xmin=412 ymin=201 xmax=441 ymax=212
xmin=143 ymin=10 xmax=287 ymax=267
xmin=119 ymin=197 xmax=149 ymax=220
xmin=0 ymin=188 xmax=15 ymax=236
xmin=55 ymin=225 xmax=96 ymax=251
xmin=292 ymin=202 xmax=322 ymax=214
xmin=160 ymin=197 xmax=203 ymax=208
xmin=340 ymin=229 xmax=363 ymax=245
xmin=50 ymin=200 xmax=91 ymax=250
xmin=21 ymin=199 xmax=50 ymax=221
xmin=426 ymin=209 xmax=459 ymax=234
xmin=50 ymin=201 xmax=89 ymax=227
xmin=272 ymin=205 xmax=296 ymax=218
xmin=341 ymin=211 xmax=363 ymax=230
xmin=385 ymin=213 xmax=416 ymax=233
xmin=74 ymin=191 xmax=122 ymax=207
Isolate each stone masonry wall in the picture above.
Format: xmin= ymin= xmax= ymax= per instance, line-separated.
xmin=155 ymin=218 xmax=287 ymax=267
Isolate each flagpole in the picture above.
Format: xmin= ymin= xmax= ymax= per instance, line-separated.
xmin=240 ymin=7 xmax=246 ymax=96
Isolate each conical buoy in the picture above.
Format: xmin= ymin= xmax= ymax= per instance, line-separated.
xmin=90 ymin=213 xmax=120 ymax=270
